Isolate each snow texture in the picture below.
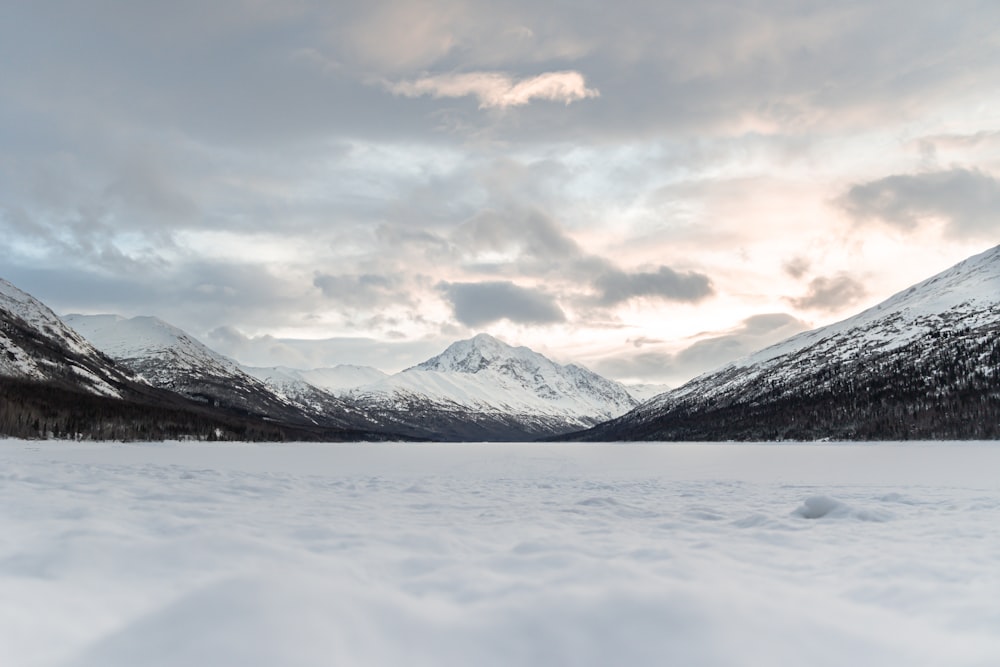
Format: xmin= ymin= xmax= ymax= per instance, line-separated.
xmin=2 ymin=440 xmax=999 ymax=667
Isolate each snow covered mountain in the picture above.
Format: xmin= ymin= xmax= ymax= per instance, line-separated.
xmin=0 ymin=279 xmax=134 ymax=397
xmin=57 ymin=315 xmax=636 ymax=441
xmin=621 ymin=383 xmax=672 ymax=402
xmin=571 ymin=245 xmax=1000 ymax=441
xmin=243 ymin=364 xmax=387 ymax=396
xmin=63 ymin=314 xmax=371 ymax=430
xmin=0 ymin=280 xmax=400 ymax=441
xmin=336 ymin=334 xmax=640 ymax=441
xmin=300 ymin=365 xmax=389 ymax=391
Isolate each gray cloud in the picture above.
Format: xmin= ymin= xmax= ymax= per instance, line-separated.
xmin=1 ymin=257 xmax=318 ymax=345
xmin=313 ymin=273 xmax=411 ymax=309
xmin=838 ymin=168 xmax=1000 ymax=237
xmin=452 ymin=207 xmax=582 ymax=265
xmin=593 ymin=313 xmax=808 ymax=384
xmin=205 ymin=326 xmax=444 ymax=373
xmin=438 ymin=281 xmax=565 ymax=327
xmin=449 ymin=205 xmax=716 ymax=309
xmin=2 ymin=0 xmax=997 ymax=379
xmin=593 ymin=266 xmax=714 ymax=306
xmin=7 ymin=1 xmax=996 ymax=157
xmin=783 ymin=256 xmax=811 ymax=279
xmin=789 ymin=274 xmax=867 ymax=312
xmin=672 ymin=313 xmax=808 ymax=376
xmin=912 ymin=130 xmax=1000 ymax=161
xmin=627 ymin=336 xmax=665 ymax=348
xmin=592 ymin=350 xmax=676 ymax=384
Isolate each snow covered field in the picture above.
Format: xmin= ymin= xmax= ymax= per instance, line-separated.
xmin=2 ymin=441 xmax=999 ymax=667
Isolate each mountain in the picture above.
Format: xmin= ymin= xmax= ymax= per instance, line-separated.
xmin=239 ymin=364 xmax=385 ymax=430
xmin=299 ymin=365 xmax=389 ymax=391
xmin=0 ymin=280 xmax=384 ymax=442
xmin=242 ymin=364 xmax=387 ymax=398
xmin=569 ymin=245 xmax=1000 ymax=441
xmin=62 ymin=314 xmax=375 ymax=431
xmin=336 ymin=333 xmax=640 ymax=441
xmin=621 ymin=383 xmax=672 ymax=402
xmin=0 ymin=279 xmax=134 ymax=397
xmin=58 ymin=315 xmax=636 ymax=441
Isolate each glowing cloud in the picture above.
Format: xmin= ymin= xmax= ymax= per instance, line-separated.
xmin=388 ymin=70 xmax=599 ymax=109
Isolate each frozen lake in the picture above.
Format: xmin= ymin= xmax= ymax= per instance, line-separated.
xmin=2 ymin=440 xmax=999 ymax=666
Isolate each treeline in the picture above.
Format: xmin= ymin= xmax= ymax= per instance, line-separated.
xmin=581 ymin=324 xmax=1000 ymax=441
xmin=0 ymin=378 xmax=406 ymax=442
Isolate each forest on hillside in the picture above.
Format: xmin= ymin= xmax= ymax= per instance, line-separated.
xmin=0 ymin=378 xmax=401 ymax=442
xmin=580 ymin=326 xmax=1000 ymax=441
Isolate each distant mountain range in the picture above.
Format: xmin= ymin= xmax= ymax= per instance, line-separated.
xmin=565 ymin=244 xmax=1000 ymax=441
xmin=0 ymin=279 xmax=389 ymax=442
xmin=3 ymin=244 xmax=999 ymax=441
xmin=63 ymin=314 xmax=378 ymax=432
xmin=64 ymin=316 xmax=641 ymax=441
xmin=4 ymin=287 xmax=643 ymax=440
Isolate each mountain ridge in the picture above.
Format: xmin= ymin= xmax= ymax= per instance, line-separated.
xmin=62 ymin=313 xmax=376 ymax=431
xmin=1 ymin=280 xmax=399 ymax=442
xmin=61 ymin=317 xmax=639 ymax=441
xmin=567 ymin=244 xmax=1000 ymax=441
xmin=0 ymin=280 xmax=134 ymax=398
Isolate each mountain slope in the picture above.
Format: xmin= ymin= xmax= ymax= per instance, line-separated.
xmin=570 ymin=245 xmax=1000 ymax=441
xmin=338 ymin=334 xmax=639 ymax=441
xmin=63 ymin=314 xmax=371 ymax=430
xmin=0 ymin=280 xmax=392 ymax=442
xmin=0 ymin=279 xmax=134 ymax=397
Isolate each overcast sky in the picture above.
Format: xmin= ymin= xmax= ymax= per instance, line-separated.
xmin=2 ymin=1 xmax=999 ymax=385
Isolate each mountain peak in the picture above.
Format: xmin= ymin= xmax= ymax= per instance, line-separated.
xmin=63 ymin=313 xmax=221 ymax=362
xmin=410 ymin=333 xmax=531 ymax=374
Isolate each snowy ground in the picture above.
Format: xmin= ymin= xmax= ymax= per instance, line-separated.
xmin=2 ymin=441 xmax=999 ymax=667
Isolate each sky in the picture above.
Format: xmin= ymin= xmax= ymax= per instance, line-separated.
xmin=2 ymin=1 xmax=999 ymax=386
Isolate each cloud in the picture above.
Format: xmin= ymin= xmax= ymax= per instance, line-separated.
xmin=837 ymin=168 xmax=1000 ymax=238
xmin=627 ymin=336 xmax=665 ymax=348
xmin=592 ymin=313 xmax=808 ymax=384
xmin=593 ymin=266 xmax=714 ymax=306
xmin=3 ymin=0 xmax=998 ymax=385
xmin=205 ymin=326 xmax=444 ymax=373
xmin=449 ymin=205 xmax=717 ymax=310
xmin=592 ymin=350 xmax=676 ymax=384
xmin=438 ymin=281 xmax=565 ymax=327
xmin=783 ymin=256 xmax=811 ymax=279
xmin=911 ymin=130 xmax=1000 ymax=158
xmin=453 ymin=207 xmax=582 ymax=264
xmin=388 ymin=71 xmax=599 ymax=109
xmin=672 ymin=313 xmax=808 ymax=374
xmin=789 ymin=274 xmax=866 ymax=312
xmin=313 ymin=273 xmax=410 ymax=309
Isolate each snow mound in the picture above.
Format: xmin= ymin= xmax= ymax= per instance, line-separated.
xmin=792 ymin=495 xmax=892 ymax=522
